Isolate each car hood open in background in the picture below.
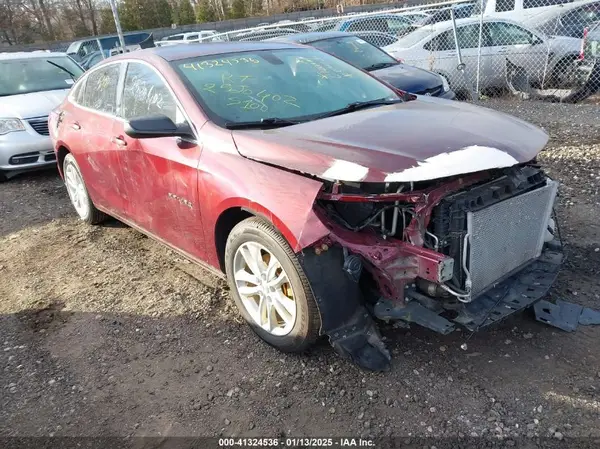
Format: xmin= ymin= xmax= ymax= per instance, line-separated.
xmin=232 ymin=97 xmax=549 ymax=183
xmin=0 ymin=90 xmax=69 ymax=119
xmin=371 ymin=63 xmax=442 ymax=94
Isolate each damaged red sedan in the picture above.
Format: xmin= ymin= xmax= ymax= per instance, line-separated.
xmin=49 ymin=43 xmax=562 ymax=371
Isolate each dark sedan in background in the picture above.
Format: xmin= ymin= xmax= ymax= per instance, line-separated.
xmin=271 ymin=32 xmax=455 ymax=98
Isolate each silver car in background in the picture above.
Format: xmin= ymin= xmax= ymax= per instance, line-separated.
xmin=383 ymin=17 xmax=582 ymax=95
xmin=0 ymin=52 xmax=83 ymax=181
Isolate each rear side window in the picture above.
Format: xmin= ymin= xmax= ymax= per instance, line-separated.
xmin=71 ymin=78 xmax=87 ymax=104
xmin=82 ymin=64 xmax=120 ymax=114
xmin=120 ymin=62 xmax=179 ymax=123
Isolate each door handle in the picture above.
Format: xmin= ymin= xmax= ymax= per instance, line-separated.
xmin=71 ymin=122 xmax=81 ymax=130
xmin=112 ymin=136 xmax=127 ymax=147
xmin=497 ymin=47 xmax=510 ymax=54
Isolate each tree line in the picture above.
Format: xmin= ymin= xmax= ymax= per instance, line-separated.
xmin=0 ymin=0 xmax=360 ymax=45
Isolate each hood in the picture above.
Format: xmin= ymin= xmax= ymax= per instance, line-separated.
xmin=231 ymin=96 xmax=548 ymax=183
xmin=0 ymin=90 xmax=69 ymax=119
xmin=371 ymin=63 xmax=442 ymax=94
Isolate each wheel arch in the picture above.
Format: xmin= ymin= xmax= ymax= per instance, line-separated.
xmin=56 ymin=145 xmax=72 ymax=178
xmin=213 ymin=201 xmax=301 ymax=273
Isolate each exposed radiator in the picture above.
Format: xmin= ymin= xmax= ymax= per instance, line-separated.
xmin=466 ymin=180 xmax=559 ymax=297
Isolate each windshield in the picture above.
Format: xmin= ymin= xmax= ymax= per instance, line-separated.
xmin=174 ymin=48 xmax=399 ymax=125
xmin=312 ymin=36 xmax=398 ymax=71
xmin=0 ymin=57 xmax=84 ymax=97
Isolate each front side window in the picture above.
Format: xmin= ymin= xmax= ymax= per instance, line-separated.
xmin=312 ymin=36 xmax=397 ymax=71
xmin=121 ymin=62 xmax=180 ymax=123
xmin=174 ymin=48 xmax=399 ymax=125
xmin=0 ymin=57 xmax=84 ymax=97
xmin=82 ymin=63 xmax=120 ymax=114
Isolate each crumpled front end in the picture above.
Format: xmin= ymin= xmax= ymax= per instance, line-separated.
xmin=302 ymin=163 xmax=562 ymax=371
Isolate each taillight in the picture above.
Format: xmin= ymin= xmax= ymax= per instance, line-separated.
xmin=580 ymin=27 xmax=588 ymax=60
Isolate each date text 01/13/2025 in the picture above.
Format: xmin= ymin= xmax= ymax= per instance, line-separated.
xmin=218 ymin=438 xmax=375 ymax=447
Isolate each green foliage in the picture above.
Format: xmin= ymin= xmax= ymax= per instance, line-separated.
xmin=196 ymin=0 xmax=217 ymax=22
xmin=177 ymin=0 xmax=196 ymax=25
xmin=98 ymin=8 xmax=117 ymax=34
xmin=120 ymin=0 xmax=173 ymax=30
xmin=229 ymin=0 xmax=246 ymax=19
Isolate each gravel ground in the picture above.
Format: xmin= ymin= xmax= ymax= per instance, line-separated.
xmin=0 ymin=98 xmax=599 ymax=444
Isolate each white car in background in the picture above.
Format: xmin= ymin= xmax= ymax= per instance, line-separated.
xmin=383 ymin=17 xmax=582 ymax=95
xmin=0 ymin=52 xmax=83 ymax=181
xmin=155 ymin=30 xmax=218 ymax=46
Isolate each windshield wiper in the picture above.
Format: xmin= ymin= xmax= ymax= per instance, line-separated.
xmin=363 ymin=61 xmax=398 ymax=71
xmin=46 ymin=60 xmax=77 ymax=81
xmin=312 ymin=98 xmax=403 ymax=121
xmin=224 ymin=117 xmax=302 ymax=129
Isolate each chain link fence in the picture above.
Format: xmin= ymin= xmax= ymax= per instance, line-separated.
xmin=199 ymin=0 xmax=599 ymax=101
xmin=4 ymin=0 xmax=598 ymax=101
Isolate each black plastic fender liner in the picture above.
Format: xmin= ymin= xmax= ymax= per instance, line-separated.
xmin=298 ymin=245 xmax=391 ymax=372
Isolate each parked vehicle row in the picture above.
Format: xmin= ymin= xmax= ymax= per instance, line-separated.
xmin=383 ymin=16 xmax=583 ymax=95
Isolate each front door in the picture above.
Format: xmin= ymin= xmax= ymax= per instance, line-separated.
xmin=115 ymin=61 xmax=207 ymax=260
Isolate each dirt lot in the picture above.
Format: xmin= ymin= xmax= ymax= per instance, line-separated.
xmin=1 ymin=99 xmax=600 ymax=443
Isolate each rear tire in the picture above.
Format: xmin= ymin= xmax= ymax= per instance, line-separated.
xmin=63 ymin=153 xmax=107 ymax=225
xmin=224 ymin=217 xmax=320 ymax=353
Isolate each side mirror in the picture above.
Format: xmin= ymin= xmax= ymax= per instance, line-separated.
xmin=124 ymin=114 xmax=194 ymax=140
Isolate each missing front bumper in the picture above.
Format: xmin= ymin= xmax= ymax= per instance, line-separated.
xmin=373 ymin=242 xmax=563 ymax=333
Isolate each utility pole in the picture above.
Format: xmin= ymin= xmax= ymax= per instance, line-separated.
xmin=109 ymin=0 xmax=127 ymax=53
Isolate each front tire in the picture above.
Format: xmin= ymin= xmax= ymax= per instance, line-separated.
xmin=225 ymin=217 xmax=320 ymax=353
xmin=63 ymin=153 xmax=106 ymax=225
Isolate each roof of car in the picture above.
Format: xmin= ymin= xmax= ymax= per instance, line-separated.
xmin=270 ymin=31 xmax=351 ymax=44
xmin=0 ymin=51 xmax=68 ymax=60
xmin=111 ymin=41 xmax=302 ymax=62
xmin=69 ymin=31 xmax=150 ymax=45
xmin=341 ymin=13 xmax=409 ymax=23
xmin=417 ymin=15 xmax=526 ymax=32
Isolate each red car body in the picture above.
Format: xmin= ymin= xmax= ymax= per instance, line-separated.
xmin=49 ymin=43 xmax=562 ymax=370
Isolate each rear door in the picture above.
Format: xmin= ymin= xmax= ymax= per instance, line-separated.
xmin=114 ymin=61 xmax=206 ymax=259
xmin=63 ymin=62 xmax=128 ymax=214
xmin=486 ymin=21 xmax=548 ymax=84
